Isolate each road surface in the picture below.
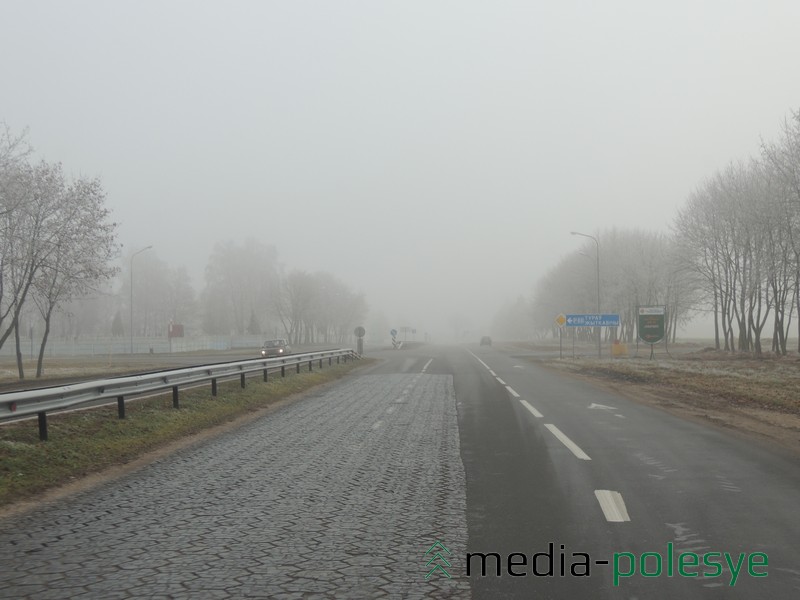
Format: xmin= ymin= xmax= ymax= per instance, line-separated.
xmin=1 ymin=344 xmax=799 ymax=598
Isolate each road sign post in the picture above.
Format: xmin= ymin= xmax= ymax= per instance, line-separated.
xmin=637 ymin=306 xmax=666 ymax=360
xmin=555 ymin=314 xmax=567 ymax=359
xmin=563 ymin=314 xmax=620 ymax=359
xmin=564 ymin=314 xmax=620 ymax=327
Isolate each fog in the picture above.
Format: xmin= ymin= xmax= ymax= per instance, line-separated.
xmin=3 ymin=1 xmax=800 ymax=341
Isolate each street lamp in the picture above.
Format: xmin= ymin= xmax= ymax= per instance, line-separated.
xmin=570 ymin=231 xmax=601 ymax=358
xmin=130 ymin=245 xmax=153 ymax=354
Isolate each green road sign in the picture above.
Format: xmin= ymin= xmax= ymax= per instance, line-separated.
xmin=638 ymin=306 xmax=666 ymax=344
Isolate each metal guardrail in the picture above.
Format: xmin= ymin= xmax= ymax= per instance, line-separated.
xmin=0 ymin=349 xmax=360 ymax=440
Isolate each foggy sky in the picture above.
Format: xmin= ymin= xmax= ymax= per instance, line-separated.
xmin=3 ymin=1 xmax=800 ymax=340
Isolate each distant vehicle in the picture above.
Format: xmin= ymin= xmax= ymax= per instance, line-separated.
xmin=480 ymin=336 xmax=492 ymax=346
xmin=261 ymin=339 xmax=291 ymax=357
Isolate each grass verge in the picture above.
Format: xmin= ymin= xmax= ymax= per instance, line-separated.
xmin=542 ymin=357 xmax=800 ymax=414
xmin=0 ymin=359 xmax=369 ymax=509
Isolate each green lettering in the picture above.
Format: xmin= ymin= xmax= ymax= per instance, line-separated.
xmin=679 ymin=552 xmax=699 ymax=577
xmin=667 ymin=542 xmax=674 ymax=577
xmin=724 ymin=552 xmax=746 ymax=586
xmin=748 ymin=552 xmax=768 ymax=577
xmin=702 ymin=552 xmax=722 ymax=577
xmin=613 ymin=552 xmax=636 ymax=586
xmin=640 ymin=552 xmax=662 ymax=577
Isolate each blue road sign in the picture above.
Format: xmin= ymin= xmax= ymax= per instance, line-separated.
xmin=565 ymin=314 xmax=620 ymax=327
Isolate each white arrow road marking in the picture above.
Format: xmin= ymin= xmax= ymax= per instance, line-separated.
xmin=588 ymin=403 xmax=618 ymax=410
xmin=422 ymin=359 xmax=433 ymax=372
xmin=615 ymin=414 xmax=626 ymax=419
xmin=520 ymin=400 xmax=543 ymax=418
xmin=544 ymin=424 xmax=591 ymax=460
xmin=495 ymin=377 xmax=506 ymax=385
xmin=513 ymin=365 xmax=524 ymax=369
xmin=594 ymin=490 xmax=631 ymax=522
xmin=506 ymin=386 xmax=520 ymax=398
xmin=489 ymin=370 xmax=496 ymax=377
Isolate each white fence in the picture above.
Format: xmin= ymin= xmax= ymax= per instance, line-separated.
xmin=0 ymin=335 xmax=271 ymax=358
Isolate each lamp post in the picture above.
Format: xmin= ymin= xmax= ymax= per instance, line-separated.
xmin=130 ymin=245 xmax=153 ymax=354
xmin=570 ymin=231 xmax=601 ymax=358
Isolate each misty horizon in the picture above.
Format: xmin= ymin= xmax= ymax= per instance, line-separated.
xmin=3 ymin=1 xmax=800 ymax=342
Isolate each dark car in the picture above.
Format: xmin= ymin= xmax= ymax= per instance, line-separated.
xmin=261 ymin=339 xmax=291 ymax=357
xmin=480 ymin=336 xmax=492 ymax=346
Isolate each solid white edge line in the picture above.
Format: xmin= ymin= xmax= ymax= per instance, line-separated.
xmin=422 ymin=358 xmax=433 ymax=372
xmin=544 ymin=424 xmax=591 ymax=460
xmin=505 ymin=386 xmax=521 ymax=398
xmin=594 ymin=490 xmax=631 ymax=522
xmin=520 ymin=399 xmax=543 ymax=418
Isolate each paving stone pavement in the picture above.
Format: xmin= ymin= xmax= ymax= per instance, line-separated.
xmin=0 ymin=373 xmax=470 ymax=599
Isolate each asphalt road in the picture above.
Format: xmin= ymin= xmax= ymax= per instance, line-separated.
xmin=1 ymin=344 xmax=799 ymax=598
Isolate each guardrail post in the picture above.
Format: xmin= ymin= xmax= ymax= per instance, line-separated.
xmin=117 ymin=396 xmax=125 ymax=419
xmin=308 ymin=360 xmax=313 ymax=372
xmin=319 ymin=358 xmax=323 ymax=369
xmin=172 ymin=386 xmax=180 ymax=408
xmin=38 ymin=412 xmax=48 ymax=441
xmin=240 ymin=373 xmax=246 ymax=388
xmin=296 ymin=362 xmax=300 ymax=374
xmin=337 ymin=355 xmax=340 ymax=364
xmin=211 ymin=378 xmax=217 ymax=397
xmin=263 ymin=368 xmax=268 ymax=382
xmin=281 ymin=365 xmax=285 ymax=378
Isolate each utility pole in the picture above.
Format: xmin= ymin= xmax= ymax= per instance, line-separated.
xmin=570 ymin=231 xmax=601 ymax=358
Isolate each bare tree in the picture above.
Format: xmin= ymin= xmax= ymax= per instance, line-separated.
xmin=31 ymin=175 xmax=119 ymax=376
xmin=0 ymin=160 xmax=67 ymax=377
xmin=274 ymin=270 xmax=316 ymax=345
xmin=202 ymin=239 xmax=279 ymax=335
xmin=761 ymin=109 xmax=800 ymax=351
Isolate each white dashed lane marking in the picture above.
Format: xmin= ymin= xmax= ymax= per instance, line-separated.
xmin=520 ymin=400 xmax=543 ymax=418
xmin=594 ymin=490 xmax=631 ymax=522
xmin=544 ymin=424 xmax=591 ymax=460
xmin=467 ymin=347 xmax=634 ymax=524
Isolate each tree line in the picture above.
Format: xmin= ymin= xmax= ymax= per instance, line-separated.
xmin=528 ymin=108 xmax=800 ymax=357
xmin=1 ymin=125 xmax=368 ymax=379
xmin=112 ymin=240 xmax=368 ymax=348
xmin=676 ymin=110 xmax=800 ymax=355
xmin=531 ymin=229 xmax=695 ymax=344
